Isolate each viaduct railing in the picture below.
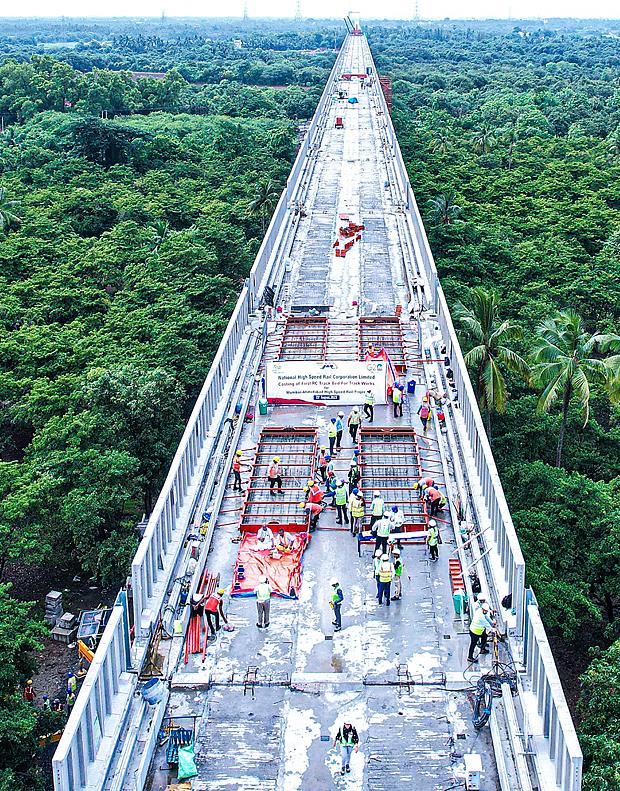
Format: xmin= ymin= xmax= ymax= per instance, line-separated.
xmin=52 ymin=41 xmax=346 ymax=791
xmin=365 ymin=34 xmax=582 ymax=791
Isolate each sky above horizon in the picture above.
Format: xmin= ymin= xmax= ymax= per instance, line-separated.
xmin=2 ymin=0 xmax=620 ymax=21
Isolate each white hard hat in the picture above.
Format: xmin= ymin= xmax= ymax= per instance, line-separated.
xmin=428 ymin=519 xmax=437 ymax=527
xmin=374 ymin=549 xmax=382 ymax=557
xmin=353 ymin=407 xmax=359 ymax=412
xmin=381 ymin=553 xmax=389 ymax=560
xmin=373 ymin=490 xmax=380 ymax=497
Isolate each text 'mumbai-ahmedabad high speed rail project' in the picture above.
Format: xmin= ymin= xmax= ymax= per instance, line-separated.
xmin=51 ymin=23 xmax=583 ymax=791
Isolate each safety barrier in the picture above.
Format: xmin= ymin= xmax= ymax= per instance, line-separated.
xmin=524 ymin=604 xmax=583 ymax=791
xmin=52 ymin=39 xmax=346 ymax=791
xmin=52 ymin=593 xmax=131 ymax=790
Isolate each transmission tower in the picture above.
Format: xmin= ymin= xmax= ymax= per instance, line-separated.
xmin=295 ymin=0 xmax=302 ymax=20
xmin=413 ymin=0 xmax=420 ymax=20
xmin=242 ymin=0 xmax=248 ymax=18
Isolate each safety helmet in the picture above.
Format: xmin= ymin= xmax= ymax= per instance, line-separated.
xmin=331 ymin=577 xmax=339 ymax=586
xmin=273 ymin=456 xmax=280 ymax=462
xmin=320 ymin=445 xmax=326 ymax=450
xmin=217 ymin=588 xmax=225 ymax=595
xmin=392 ymin=548 xmax=401 ymax=555
xmin=331 ymin=417 xmax=337 ymax=423
xmin=383 ymin=510 xmax=390 ymax=517
xmin=299 ymin=501 xmax=307 ymax=509
xmin=338 ymin=478 xmax=345 ymax=486
xmin=423 ymin=396 xmax=429 ymax=402
xmin=381 ymin=554 xmax=389 ymax=560
xmin=352 ymin=407 xmax=359 ymax=412
xmin=352 ymin=487 xmax=359 ymax=494
xmin=338 ymin=411 xmax=345 ymax=417
xmin=43 ymin=693 xmax=49 ymax=700
xmin=325 ymin=455 xmax=331 ymax=461
xmin=307 ymin=479 xmax=314 ymax=486
xmin=354 ymin=449 xmax=360 ymax=455
xmin=373 ymin=490 xmax=380 ymax=497
xmin=428 ymin=519 xmax=437 ymax=527
xmin=374 ymin=549 xmax=382 ymax=557
xmin=391 ymin=505 xmax=398 ymax=512
xmin=27 ymin=679 xmax=33 ymax=685
xmin=66 ymin=673 xmax=73 ymax=678
xmin=236 ymin=450 xmax=242 ymax=455
xmin=412 ymin=482 xmax=419 ymax=489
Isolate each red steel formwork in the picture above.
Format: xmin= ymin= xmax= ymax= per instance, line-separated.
xmin=239 ymin=427 xmax=318 ymax=533
xmin=359 ymin=427 xmax=427 ymax=539
xmin=358 ymin=316 xmax=406 ymax=372
xmin=276 ymin=316 xmax=328 ymax=361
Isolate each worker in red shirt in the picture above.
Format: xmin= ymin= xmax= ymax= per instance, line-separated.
xmin=425 ymin=486 xmax=442 ymax=516
xmin=23 ymin=679 xmax=36 ymax=704
xmin=302 ymin=501 xmax=325 ymax=531
xmin=204 ymin=588 xmax=228 ymax=637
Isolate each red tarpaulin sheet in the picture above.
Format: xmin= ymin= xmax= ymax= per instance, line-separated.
xmin=231 ymin=532 xmax=309 ymax=599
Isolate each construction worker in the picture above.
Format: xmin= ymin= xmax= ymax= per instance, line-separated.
xmin=417 ymin=396 xmax=432 ymax=432
xmin=325 ymin=454 xmax=335 ymax=479
xmin=333 ymin=721 xmax=359 ymax=775
xmin=335 ymin=479 xmax=349 ymax=525
xmin=347 ymin=407 xmax=362 ymax=443
xmin=232 ymin=450 xmax=243 ymax=491
xmin=373 ymin=549 xmax=382 ymax=597
xmin=335 ymin=411 xmax=345 ymax=451
xmin=42 ymin=694 xmax=51 ymax=711
xmin=23 ymin=679 xmax=36 ymax=703
xmin=65 ymin=690 xmax=76 ymax=717
xmin=305 ymin=479 xmax=323 ymax=504
xmin=255 ymin=576 xmax=272 ymax=629
xmin=392 ymin=382 xmax=403 ymax=418
xmin=348 ymin=488 xmax=364 ymax=535
xmin=302 ymin=500 xmax=325 ymax=531
xmin=318 ymin=446 xmax=328 ymax=482
xmin=330 ymin=578 xmax=344 ymax=631
xmin=426 ymin=486 xmax=443 ymax=516
xmin=66 ymin=672 xmax=77 ymax=696
xmin=323 ymin=470 xmax=337 ymax=505
xmin=276 ymin=528 xmax=294 ymax=551
xmin=467 ymin=603 xmax=495 ymax=663
xmin=377 ymin=553 xmax=394 ymax=606
xmin=414 ymin=476 xmax=435 ymax=497
xmin=364 ymin=389 xmax=374 ymax=422
xmin=268 ymin=456 xmax=283 ymax=495
xmin=52 ymin=698 xmax=63 ymax=713
xmin=205 ymin=588 xmax=228 ymax=636
xmin=348 ymin=459 xmax=361 ymax=494
xmin=328 ymin=418 xmax=337 ymax=455
xmin=427 ymin=518 xmax=440 ymax=561
xmin=389 ymin=505 xmax=404 ymax=533
xmin=391 ymin=548 xmax=405 ymax=600
xmin=370 ymin=491 xmax=385 ymax=532
xmin=375 ymin=510 xmax=391 ymax=554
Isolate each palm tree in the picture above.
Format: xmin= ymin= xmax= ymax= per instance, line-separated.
xmin=531 ymin=310 xmax=620 ymax=468
xmin=427 ymin=192 xmax=463 ymax=225
xmin=429 ymin=132 xmax=450 ymax=155
xmin=246 ymin=180 xmax=278 ymax=235
xmin=473 ymin=125 xmax=496 ymax=155
xmin=454 ymin=287 xmax=530 ymax=438
xmin=502 ymin=123 xmax=519 ymax=170
xmin=0 ymin=187 xmax=21 ymax=233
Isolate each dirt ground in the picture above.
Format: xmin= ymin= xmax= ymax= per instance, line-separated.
xmin=5 ymin=560 xmax=117 ymax=703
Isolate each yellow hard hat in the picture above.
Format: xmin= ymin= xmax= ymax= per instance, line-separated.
xmin=236 ymin=450 xmax=242 ymax=456
xmin=217 ymin=587 xmax=225 ymax=595
xmin=413 ymin=482 xmax=419 ymax=489
xmin=307 ymin=479 xmax=314 ymax=486
xmin=274 ymin=456 xmax=280 ymax=462
xmin=299 ymin=501 xmax=307 ymax=509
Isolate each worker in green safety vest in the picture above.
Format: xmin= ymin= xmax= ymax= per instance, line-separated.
xmin=335 ymin=479 xmax=349 ymax=525
xmin=333 ymin=721 xmax=359 ymax=775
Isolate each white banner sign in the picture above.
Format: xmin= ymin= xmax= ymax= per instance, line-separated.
xmin=266 ymin=361 xmax=387 ymax=406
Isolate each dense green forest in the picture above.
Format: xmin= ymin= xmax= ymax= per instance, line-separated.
xmin=370 ymin=22 xmax=620 ymax=788
xmin=1 ymin=15 xmax=620 ymax=789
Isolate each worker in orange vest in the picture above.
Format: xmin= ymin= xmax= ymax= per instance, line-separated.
xmin=205 ymin=588 xmax=228 ymax=637
xmin=232 ymin=450 xmax=244 ymax=492
xmin=305 ymin=479 xmax=323 ymax=504
xmin=23 ymin=679 xmax=36 ymax=704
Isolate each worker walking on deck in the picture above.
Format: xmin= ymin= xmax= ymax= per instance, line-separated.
xmin=364 ymin=389 xmax=374 ymax=422
xmin=232 ymin=450 xmax=244 ymax=492
xmin=205 ymin=588 xmax=228 ymax=637
xmin=334 ymin=722 xmax=359 ymax=775
xmin=427 ymin=519 xmax=440 ymax=561
xmin=467 ymin=603 xmax=496 ymax=663
xmin=268 ymin=457 xmax=283 ymax=495
xmin=65 ymin=691 xmax=76 ymax=717
xmin=391 ymin=548 xmax=405 ymax=600
xmin=330 ymin=578 xmax=344 ymax=631
xmin=392 ymin=383 xmax=403 ymax=418
xmin=377 ymin=554 xmax=394 ymax=606
xmin=348 ymin=407 xmax=362 ymax=443
xmin=335 ymin=411 xmax=345 ymax=451
xmin=375 ymin=510 xmax=391 ymax=554
xmin=373 ymin=549 xmax=382 ymax=597
xmin=328 ymin=418 xmax=337 ymax=455
xmin=417 ymin=397 xmax=432 ymax=433
xmin=335 ymin=479 xmax=349 ymax=525
xmin=370 ymin=491 xmax=385 ymax=532
xmin=349 ymin=487 xmax=365 ymax=535
xmin=255 ymin=576 xmax=272 ymax=629
xmin=426 ymin=486 xmax=443 ymax=516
